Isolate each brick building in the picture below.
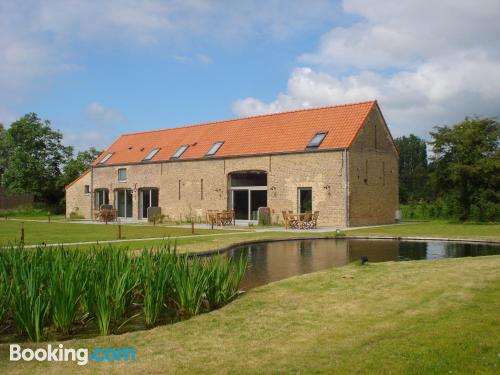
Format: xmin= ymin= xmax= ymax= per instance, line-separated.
xmin=65 ymin=101 xmax=399 ymax=227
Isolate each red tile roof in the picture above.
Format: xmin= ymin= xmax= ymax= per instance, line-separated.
xmin=93 ymin=100 xmax=376 ymax=166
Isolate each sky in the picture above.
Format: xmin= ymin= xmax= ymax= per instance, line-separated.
xmin=1 ymin=0 xmax=499 ymax=151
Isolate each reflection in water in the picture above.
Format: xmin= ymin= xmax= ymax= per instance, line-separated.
xmin=227 ymin=239 xmax=499 ymax=291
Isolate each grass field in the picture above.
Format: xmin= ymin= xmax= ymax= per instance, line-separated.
xmin=347 ymin=221 xmax=500 ymax=241
xmin=73 ymin=221 xmax=500 ymax=253
xmin=0 ymin=220 xmax=242 ymax=245
xmin=1 ymin=255 xmax=498 ymax=374
xmin=1 ymin=220 xmax=498 ymax=251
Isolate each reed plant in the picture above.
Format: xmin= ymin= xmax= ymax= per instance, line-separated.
xmin=139 ymin=248 xmax=173 ymax=327
xmin=48 ymin=248 xmax=86 ymax=334
xmin=86 ymin=246 xmax=138 ymax=335
xmin=206 ymin=254 xmax=248 ymax=309
xmin=9 ymin=248 xmax=51 ymax=342
xmin=171 ymin=256 xmax=209 ymax=316
xmin=0 ymin=242 xmax=247 ymax=341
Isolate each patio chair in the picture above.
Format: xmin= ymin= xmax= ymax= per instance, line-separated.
xmin=282 ymin=211 xmax=289 ymax=228
xmin=300 ymin=213 xmax=312 ymax=229
xmin=311 ymin=211 xmax=320 ymax=229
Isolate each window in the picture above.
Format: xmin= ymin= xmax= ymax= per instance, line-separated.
xmin=298 ymin=188 xmax=312 ymax=213
xmin=306 ymin=132 xmax=328 ymax=148
xmin=94 ymin=189 xmax=109 ymax=209
xmin=98 ymin=152 xmax=113 ymax=165
xmin=206 ymin=141 xmax=224 ymax=156
xmin=118 ymin=168 xmax=127 ymax=182
xmin=84 ymin=185 xmax=90 ymax=194
xmin=171 ymin=145 xmax=189 ymax=159
xmin=144 ymin=148 xmax=160 ymax=161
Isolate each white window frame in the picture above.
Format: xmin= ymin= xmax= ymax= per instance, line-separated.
xmin=144 ymin=148 xmax=160 ymax=161
xmin=118 ymin=168 xmax=127 ymax=182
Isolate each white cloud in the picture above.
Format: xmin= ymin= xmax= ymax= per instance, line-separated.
xmin=64 ymin=129 xmax=114 ymax=151
xmin=85 ymin=102 xmax=126 ymax=123
xmin=174 ymin=54 xmax=213 ymax=64
xmin=234 ymin=0 xmax=500 ymax=138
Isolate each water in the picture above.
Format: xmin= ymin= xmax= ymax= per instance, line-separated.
xmin=226 ymin=239 xmax=500 ymax=290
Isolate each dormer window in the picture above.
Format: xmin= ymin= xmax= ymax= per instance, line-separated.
xmin=307 ymin=132 xmax=328 ymax=149
xmin=98 ymin=152 xmax=113 ymax=165
xmin=144 ymin=148 xmax=160 ymax=161
xmin=171 ymin=145 xmax=189 ymax=159
xmin=206 ymin=141 xmax=224 ymax=156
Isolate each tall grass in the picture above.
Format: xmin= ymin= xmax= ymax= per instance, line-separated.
xmin=171 ymin=256 xmax=209 ymax=316
xmin=86 ymin=246 xmax=138 ymax=335
xmin=49 ymin=249 xmax=85 ymax=334
xmin=0 ymin=243 xmax=247 ymax=342
xmin=206 ymin=254 xmax=248 ymax=309
xmin=139 ymin=247 xmax=173 ymax=327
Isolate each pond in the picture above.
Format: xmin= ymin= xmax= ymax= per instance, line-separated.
xmin=227 ymin=239 xmax=500 ymax=290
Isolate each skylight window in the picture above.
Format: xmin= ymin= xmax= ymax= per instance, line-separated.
xmin=307 ymin=132 xmax=328 ymax=148
xmin=144 ymin=148 xmax=160 ymax=161
xmin=171 ymin=145 xmax=189 ymax=159
xmin=206 ymin=141 xmax=224 ymax=156
xmin=98 ymin=152 xmax=113 ymax=164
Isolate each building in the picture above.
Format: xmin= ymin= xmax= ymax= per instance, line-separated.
xmin=65 ymin=100 xmax=399 ymax=227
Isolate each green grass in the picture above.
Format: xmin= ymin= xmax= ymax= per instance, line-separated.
xmin=65 ymin=221 xmax=500 ymax=254
xmin=1 ymin=255 xmax=498 ymax=374
xmin=0 ymin=220 xmax=242 ymax=245
xmin=1 ymin=219 xmax=498 ymax=251
xmin=347 ymin=221 xmax=500 ymax=241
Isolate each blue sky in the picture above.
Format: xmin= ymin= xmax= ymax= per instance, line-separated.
xmin=1 ymin=1 xmax=499 ymax=151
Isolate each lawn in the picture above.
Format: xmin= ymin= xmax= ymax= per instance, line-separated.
xmin=67 ymin=221 xmax=500 ymax=254
xmin=1 ymin=255 xmax=498 ymax=374
xmin=1 ymin=219 xmax=498 ymax=250
xmin=0 ymin=220 xmax=242 ymax=245
xmin=347 ymin=221 xmax=500 ymax=241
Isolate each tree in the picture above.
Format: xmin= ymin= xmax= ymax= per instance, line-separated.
xmin=429 ymin=117 xmax=499 ymax=221
xmin=0 ymin=123 xmax=7 ymax=185
xmin=2 ymin=113 xmax=72 ymax=205
xmin=59 ymin=147 xmax=102 ymax=189
xmin=394 ymin=134 xmax=429 ymax=203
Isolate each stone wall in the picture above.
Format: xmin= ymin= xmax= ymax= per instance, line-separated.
xmin=65 ymin=171 xmax=91 ymax=218
xmin=66 ymin=151 xmax=347 ymax=226
xmin=348 ymin=105 xmax=399 ymax=226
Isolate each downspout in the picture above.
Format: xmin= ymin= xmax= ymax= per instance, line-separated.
xmin=90 ymin=165 xmax=94 ymax=220
xmin=344 ymin=149 xmax=350 ymax=228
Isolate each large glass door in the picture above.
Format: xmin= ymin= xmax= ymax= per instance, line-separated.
xmin=233 ymin=190 xmax=249 ymax=220
xmin=140 ymin=188 xmax=159 ymax=219
xmin=231 ymin=188 xmax=267 ymax=222
xmin=229 ymin=171 xmax=268 ymax=224
xmin=115 ymin=189 xmax=133 ymax=218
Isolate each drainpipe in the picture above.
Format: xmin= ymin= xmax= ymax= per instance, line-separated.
xmin=90 ymin=165 xmax=94 ymax=220
xmin=344 ymin=149 xmax=350 ymax=228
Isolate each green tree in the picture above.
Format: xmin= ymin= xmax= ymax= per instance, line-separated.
xmin=429 ymin=117 xmax=500 ymax=221
xmin=3 ymin=113 xmax=72 ymax=205
xmin=394 ymin=134 xmax=429 ymax=203
xmin=0 ymin=123 xmax=8 ymax=185
xmin=59 ymin=147 xmax=102 ymax=189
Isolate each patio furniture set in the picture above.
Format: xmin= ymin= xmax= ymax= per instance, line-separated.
xmin=206 ymin=210 xmax=235 ymax=228
xmin=282 ymin=211 xmax=320 ymax=229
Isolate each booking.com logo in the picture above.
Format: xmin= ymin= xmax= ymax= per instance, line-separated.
xmin=10 ymin=344 xmax=136 ymax=366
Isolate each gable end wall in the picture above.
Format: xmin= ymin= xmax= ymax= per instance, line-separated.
xmin=348 ymin=106 xmax=399 ymax=226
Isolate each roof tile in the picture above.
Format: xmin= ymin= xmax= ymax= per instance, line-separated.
xmin=93 ymin=100 xmax=376 ymax=165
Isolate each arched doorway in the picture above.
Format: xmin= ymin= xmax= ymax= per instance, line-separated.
xmin=229 ymin=171 xmax=267 ymax=224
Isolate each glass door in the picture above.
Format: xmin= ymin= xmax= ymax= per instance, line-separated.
xmin=116 ymin=189 xmax=133 ymax=218
xmin=298 ymin=188 xmax=312 ymax=213
xmin=140 ymin=188 xmax=159 ymax=219
xmin=232 ymin=190 xmax=249 ymax=220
